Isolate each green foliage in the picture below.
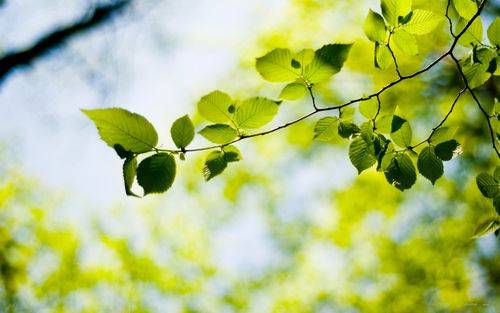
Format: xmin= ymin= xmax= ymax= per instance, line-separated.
xmin=137 ymin=153 xmax=176 ymax=195
xmin=457 ymin=18 xmax=483 ymax=47
xmin=199 ymin=124 xmax=238 ymax=144
xmin=393 ymin=29 xmax=418 ymax=55
xmin=399 ymin=9 xmax=442 ymax=35
xmin=381 ymin=0 xmax=411 ymax=27
xmin=349 ymin=126 xmax=377 ymax=174
xmin=197 ymin=90 xmax=234 ymax=123
xmin=313 ymin=116 xmax=339 ymax=141
xmin=82 ymin=108 xmax=158 ymax=153
xmin=279 ymin=82 xmax=307 ymax=100
xmin=234 ymin=97 xmax=280 ymax=129
xmin=390 ymin=115 xmax=412 ymax=148
xmin=417 ymin=146 xmax=443 ymax=185
xmin=453 ymin=0 xmax=477 ymax=20
xmin=434 ymin=140 xmax=461 ymax=161
xmin=375 ymin=43 xmax=393 ymax=69
xmin=384 ymin=153 xmax=417 ymax=191
xmin=488 ymin=17 xmax=500 ymax=46
xmin=472 ymin=216 xmax=500 ymax=238
xmin=123 ymin=156 xmax=139 ymax=197
xmin=476 ymin=172 xmax=499 ymax=198
xmin=170 ymin=115 xmax=195 ymax=150
xmin=364 ymin=10 xmax=387 ymax=43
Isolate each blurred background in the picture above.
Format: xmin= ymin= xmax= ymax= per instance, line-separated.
xmin=0 ymin=0 xmax=498 ymax=312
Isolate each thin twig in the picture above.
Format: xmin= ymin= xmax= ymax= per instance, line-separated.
xmin=387 ymin=32 xmax=402 ymax=78
xmin=445 ymin=0 xmax=456 ymax=37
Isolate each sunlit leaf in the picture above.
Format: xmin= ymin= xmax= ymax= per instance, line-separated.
xmin=487 ymin=17 xmax=500 ymax=46
xmin=472 ymin=217 xmax=500 ymax=238
xmin=453 ymin=0 xmax=477 ymax=20
xmin=199 ymin=124 xmax=238 ymax=144
xmin=393 ymin=29 xmax=418 ymax=55
xmin=364 ymin=9 xmax=388 ymax=42
xmin=400 ymin=9 xmax=443 ymax=35
xmin=235 ymin=97 xmax=280 ymax=129
xmin=255 ymin=48 xmax=299 ymax=82
xmin=375 ymin=43 xmax=393 ymax=69
xmin=197 ymin=90 xmax=234 ymax=124
xmin=390 ymin=115 xmax=412 ymax=147
xmin=314 ymin=116 xmax=339 ymax=141
xmin=170 ymin=115 xmax=195 ymax=149
xmin=303 ymin=44 xmax=353 ymax=83
xmin=123 ymin=156 xmax=139 ymax=197
xmin=476 ymin=172 xmax=499 ymax=198
xmin=349 ymin=127 xmax=376 ymax=174
xmin=381 ymin=0 xmax=412 ymax=26
xmin=82 ymin=108 xmax=158 ymax=153
xmin=279 ymin=82 xmax=307 ymax=100
xmin=457 ymin=18 xmax=483 ymax=47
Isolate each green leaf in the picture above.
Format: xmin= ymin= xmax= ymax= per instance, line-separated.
xmin=279 ymin=82 xmax=307 ymax=100
xmin=360 ymin=98 xmax=379 ymax=119
xmin=338 ymin=122 xmax=361 ymax=139
xmin=417 ymin=146 xmax=444 ymax=185
xmin=199 ymin=124 xmax=238 ymax=144
xmin=453 ymin=0 xmax=477 ymax=20
xmin=472 ymin=217 xmax=500 ymax=239
xmin=375 ymin=43 xmax=393 ymax=69
xmin=375 ymin=114 xmax=394 ymax=134
xmin=390 ymin=115 xmax=412 ymax=147
xmin=488 ymin=17 xmax=500 ymax=46
xmin=349 ymin=127 xmax=377 ymax=174
xmin=398 ymin=11 xmax=413 ymax=25
xmin=223 ymin=145 xmax=242 ymax=162
xmin=197 ymin=90 xmax=234 ymax=124
xmin=457 ymin=18 xmax=483 ymax=47
xmin=123 ymin=156 xmax=139 ymax=197
xmin=137 ymin=153 xmax=176 ymax=195
xmin=235 ymin=97 xmax=280 ymax=129
xmin=381 ymin=0 xmax=412 ymax=26
xmin=494 ymin=195 xmax=500 ymax=215
xmin=429 ymin=126 xmax=458 ymax=144
xmin=393 ymin=29 xmax=418 ymax=55
xmin=294 ymin=49 xmax=315 ymax=67
xmin=255 ymin=48 xmax=299 ymax=82
xmin=170 ymin=115 xmax=195 ymax=149
xmin=314 ymin=116 xmax=339 ymax=141
xmin=303 ymin=44 xmax=353 ymax=83
xmin=364 ymin=10 xmax=388 ymax=42
xmin=384 ymin=153 xmax=417 ymax=191
xmin=476 ymin=172 xmax=499 ymax=198
xmin=400 ymin=9 xmax=443 ymax=35
xmin=203 ymin=151 xmax=228 ymax=181
xmin=82 ymin=108 xmax=158 ymax=154
xmin=434 ymin=139 xmax=461 ymax=161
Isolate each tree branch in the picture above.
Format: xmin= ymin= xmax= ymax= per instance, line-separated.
xmin=0 ymin=0 xmax=132 ymax=84
xmin=154 ymin=0 xmax=491 ymax=157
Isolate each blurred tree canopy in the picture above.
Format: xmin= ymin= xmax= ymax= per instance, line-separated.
xmin=1 ymin=0 xmax=499 ymax=312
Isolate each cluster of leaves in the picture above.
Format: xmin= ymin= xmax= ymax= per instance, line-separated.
xmin=83 ymin=42 xmax=352 ymax=196
xmin=83 ymin=0 xmax=498 ymax=238
xmin=363 ymin=0 xmax=443 ymax=68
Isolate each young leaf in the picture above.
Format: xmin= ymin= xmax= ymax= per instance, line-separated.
xmin=429 ymin=126 xmax=458 ymax=145
xmin=453 ymin=0 xmax=477 ymax=20
xmin=364 ymin=9 xmax=388 ymax=43
xmin=384 ymin=153 xmax=417 ymax=191
xmin=400 ymin=9 xmax=443 ymax=35
xmin=417 ymin=146 xmax=444 ymax=185
xmin=349 ymin=127 xmax=377 ymax=174
xmin=390 ymin=115 xmax=412 ymax=147
xmin=360 ymin=98 xmax=379 ymax=119
xmin=375 ymin=44 xmax=393 ymax=69
xmin=235 ymin=97 xmax=280 ymax=129
xmin=170 ymin=115 xmax=195 ymax=149
xmin=255 ymin=48 xmax=299 ymax=82
xmin=203 ymin=151 xmax=228 ymax=181
xmin=487 ymin=17 xmax=500 ymax=46
xmin=123 ymin=156 xmax=139 ymax=197
xmin=223 ymin=145 xmax=242 ymax=162
xmin=314 ymin=116 xmax=339 ymax=142
xmin=199 ymin=124 xmax=238 ymax=144
xmin=393 ymin=29 xmax=418 ymax=55
xmin=457 ymin=18 xmax=483 ymax=47
xmin=303 ymin=44 xmax=353 ymax=83
xmin=472 ymin=217 xmax=500 ymax=239
xmin=294 ymin=49 xmax=315 ymax=68
xmin=375 ymin=114 xmax=394 ymax=134
xmin=434 ymin=139 xmax=461 ymax=161
xmin=381 ymin=0 xmax=412 ymax=26
xmin=82 ymin=108 xmax=158 ymax=154
xmin=137 ymin=153 xmax=176 ymax=195
xmin=279 ymin=82 xmax=307 ymax=100
xmin=338 ymin=122 xmax=361 ymax=139
xmin=476 ymin=172 xmax=499 ymax=198
xmin=197 ymin=90 xmax=234 ymax=123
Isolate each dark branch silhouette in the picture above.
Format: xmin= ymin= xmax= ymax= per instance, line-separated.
xmin=0 ymin=0 xmax=132 ymax=84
